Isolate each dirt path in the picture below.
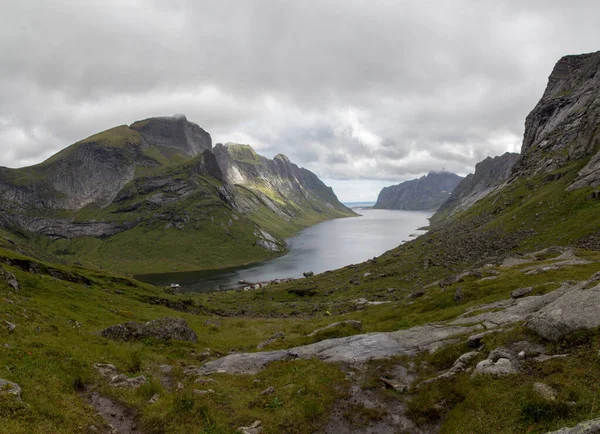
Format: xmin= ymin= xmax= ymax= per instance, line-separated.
xmin=82 ymin=387 xmax=142 ymax=434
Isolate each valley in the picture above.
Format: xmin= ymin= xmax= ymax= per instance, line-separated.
xmin=2 ymin=50 xmax=600 ymax=434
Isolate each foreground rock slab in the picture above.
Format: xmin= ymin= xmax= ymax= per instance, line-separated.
xmin=526 ymin=276 xmax=600 ymax=341
xmin=101 ymin=317 xmax=198 ymax=342
xmin=199 ymin=324 xmax=481 ymax=375
xmin=199 ymin=271 xmax=600 ymax=376
xmin=546 ymin=417 xmax=600 ymax=433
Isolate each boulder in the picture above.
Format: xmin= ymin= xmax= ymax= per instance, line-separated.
xmin=2 ymin=269 xmax=19 ymax=292
xmin=472 ymin=358 xmax=517 ymax=377
xmin=534 ymin=382 xmax=557 ymax=401
xmin=101 ymin=317 xmax=197 ymax=342
xmin=526 ymin=280 xmax=600 ymax=341
xmin=546 ymin=417 xmax=600 ymax=433
xmin=418 ymin=350 xmax=479 ymax=387
xmin=239 ymin=420 xmax=263 ymax=434
xmin=0 ymin=378 xmax=21 ymax=399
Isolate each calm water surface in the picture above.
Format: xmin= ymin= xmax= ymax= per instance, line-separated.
xmin=135 ymin=207 xmax=432 ymax=292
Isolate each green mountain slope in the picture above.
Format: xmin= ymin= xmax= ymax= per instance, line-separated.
xmin=0 ymin=116 xmax=355 ymax=274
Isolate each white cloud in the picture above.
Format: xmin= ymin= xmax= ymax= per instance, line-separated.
xmin=1 ymin=0 xmax=599 ymax=200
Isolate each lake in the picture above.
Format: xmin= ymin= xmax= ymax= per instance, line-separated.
xmin=135 ymin=207 xmax=432 ymax=292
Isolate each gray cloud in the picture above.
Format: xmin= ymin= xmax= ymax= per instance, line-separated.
xmin=1 ymin=0 xmax=599 ymax=199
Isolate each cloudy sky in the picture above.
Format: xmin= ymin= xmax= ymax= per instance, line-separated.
xmin=1 ymin=0 xmax=599 ymax=201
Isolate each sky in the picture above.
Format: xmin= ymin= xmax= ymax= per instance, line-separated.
xmin=1 ymin=1 xmax=599 ymax=202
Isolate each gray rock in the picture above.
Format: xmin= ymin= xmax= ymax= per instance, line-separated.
xmin=260 ymin=386 xmax=275 ymax=395
xmin=307 ymin=320 xmax=362 ymax=337
xmin=0 ymin=378 xmax=21 ymax=399
xmin=526 ymin=279 xmax=600 ymax=341
xmin=0 ymin=267 xmax=19 ymax=292
xmin=93 ymin=363 xmax=119 ymax=378
xmin=238 ymin=420 xmax=263 ymax=434
xmin=198 ymin=276 xmax=595 ymax=376
xmin=193 ymin=389 xmax=215 ymax=396
xmin=534 ymin=382 xmax=557 ymax=401
xmin=148 ymin=394 xmax=160 ymax=404
xmin=488 ymin=347 xmax=513 ymax=362
xmin=101 ymin=317 xmax=198 ymax=343
xmin=204 ymin=319 xmax=221 ymax=328
xmin=3 ymin=321 xmax=16 ymax=333
xmin=511 ymin=287 xmax=533 ymax=298
xmin=199 ymin=323 xmax=483 ymax=375
xmin=418 ymin=351 xmax=480 ymax=387
xmin=546 ymin=417 xmax=600 ymax=433
xmin=109 ymin=374 xmax=146 ymax=388
xmin=453 ymin=287 xmax=463 ymax=302
xmin=408 ymin=290 xmax=425 ymax=299
xmin=257 ymin=332 xmax=285 ymax=350
xmin=467 ymin=330 xmax=501 ymax=347
xmin=472 ymin=358 xmax=517 ymax=377
xmin=158 ymin=364 xmax=173 ymax=374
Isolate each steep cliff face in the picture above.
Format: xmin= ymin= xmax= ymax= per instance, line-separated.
xmin=130 ymin=114 xmax=212 ymax=157
xmin=0 ymin=118 xmax=354 ymax=273
xmin=373 ymin=172 xmax=463 ymax=210
xmin=213 ymin=143 xmax=353 ymax=218
xmin=434 ymin=152 xmax=520 ymax=219
xmin=0 ymin=116 xmax=213 ymax=212
xmin=515 ymin=51 xmax=600 ymax=187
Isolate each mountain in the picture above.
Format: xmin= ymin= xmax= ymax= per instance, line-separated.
xmin=373 ymin=171 xmax=463 ymax=210
xmin=0 ymin=115 xmax=355 ymax=273
xmin=432 ymin=152 xmax=520 ymax=221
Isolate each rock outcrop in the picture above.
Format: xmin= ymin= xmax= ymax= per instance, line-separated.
xmin=101 ymin=317 xmax=198 ymax=343
xmin=514 ymin=51 xmax=600 ymax=186
xmin=0 ymin=378 xmax=21 ymax=399
xmin=547 ymin=417 xmax=600 ymax=434
xmin=434 ymin=152 xmax=519 ymax=219
xmin=213 ymin=143 xmax=353 ymax=219
xmin=130 ymin=114 xmax=212 ymax=157
xmin=373 ymin=172 xmax=463 ymax=210
xmin=525 ymin=272 xmax=600 ymax=341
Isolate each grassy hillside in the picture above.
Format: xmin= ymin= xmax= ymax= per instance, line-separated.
xmin=2 ymin=213 xmax=600 ymax=433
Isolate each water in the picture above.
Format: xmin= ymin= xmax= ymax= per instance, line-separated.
xmin=135 ymin=207 xmax=432 ymax=292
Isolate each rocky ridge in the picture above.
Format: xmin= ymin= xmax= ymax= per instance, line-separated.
xmin=373 ymin=171 xmax=463 ymax=210
xmin=0 ymin=116 xmax=354 ymax=272
xmin=434 ymin=152 xmax=520 ymax=220
xmin=515 ymin=51 xmax=600 ymax=186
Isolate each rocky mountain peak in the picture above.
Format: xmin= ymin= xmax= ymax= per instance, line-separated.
xmin=273 ymin=154 xmax=291 ymax=164
xmin=516 ymin=51 xmax=600 ymax=179
xmin=130 ymin=114 xmax=212 ymax=157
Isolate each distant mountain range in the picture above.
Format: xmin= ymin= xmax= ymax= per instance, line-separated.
xmin=373 ymin=172 xmax=463 ymax=210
